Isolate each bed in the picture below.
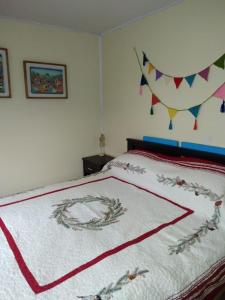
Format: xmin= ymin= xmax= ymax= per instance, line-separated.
xmin=0 ymin=138 xmax=225 ymax=300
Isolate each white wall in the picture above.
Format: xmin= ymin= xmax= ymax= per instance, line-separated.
xmin=0 ymin=19 xmax=100 ymax=196
xmin=103 ymin=0 xmax=225 ymax=155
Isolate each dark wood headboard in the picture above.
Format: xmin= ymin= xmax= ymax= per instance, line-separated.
xmin=127 ymin=138 xmax=225 ymax=165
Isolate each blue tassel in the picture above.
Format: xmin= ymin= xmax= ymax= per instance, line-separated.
xmin=220 ymin=100 xmax=225 ymax=113
xmin=169 ymin=119 xmax=173 ymax=130
xmin=150 ymin=106 xmax=154 ymax=115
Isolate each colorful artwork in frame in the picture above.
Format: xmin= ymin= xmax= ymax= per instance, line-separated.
xmin=0 ymin=48 xmax=11 ymax=98
xmin=23 ymin=61 xmax=68 ymax=98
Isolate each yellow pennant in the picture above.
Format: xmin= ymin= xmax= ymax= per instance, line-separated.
xmin=168 ymin=108 xmax=178 ymax=119
xmin=148 ymin=63 xmax=154 ymax=74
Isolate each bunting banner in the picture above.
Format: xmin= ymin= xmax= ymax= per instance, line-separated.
xmin=142 ymin=51 xmax=225 ymax=88
xmin=134 ymin=47 xmax=225 ymax=130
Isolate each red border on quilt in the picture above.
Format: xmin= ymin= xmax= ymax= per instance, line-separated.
xmin=0 ymin=176 xmax=193 ymax=294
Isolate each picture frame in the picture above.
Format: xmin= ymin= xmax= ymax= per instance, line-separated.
xmin=0 ymin=48 xmax=11 ymax=98
xmin=23 ymin=61 xmax=68 ymax=99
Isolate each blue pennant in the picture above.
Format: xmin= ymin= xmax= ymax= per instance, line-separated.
xmin=185 ymin=74 xmax=196 ymax=87
xmin=189 ymin=105 xmax=201 ymax=118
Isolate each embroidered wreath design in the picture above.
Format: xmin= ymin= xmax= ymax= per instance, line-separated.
xmin=51 ymin=196 xmax=127 ymax=231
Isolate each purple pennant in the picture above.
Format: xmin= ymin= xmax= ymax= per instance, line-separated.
xmin=198 ymin=67 xmax=210 ymax=81
xmin=155 ymin=70 xmax=163 ymax=81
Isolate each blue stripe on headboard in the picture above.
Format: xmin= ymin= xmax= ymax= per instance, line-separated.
xmin=143 ymin=136 xmax=178 ymax=147
xmin=181 ymin=142 xmax=225 ymax=155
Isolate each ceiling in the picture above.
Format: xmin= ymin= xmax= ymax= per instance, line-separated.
xmin=0 ymin=0 xmax=183 ymax=34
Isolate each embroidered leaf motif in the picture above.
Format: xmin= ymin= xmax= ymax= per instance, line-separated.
xmin=85 ymin=160 xmax=146 ymax=177
xmin=101 ymin=161 xmax=146 ymax=175
xmin=157 ymin=175 xmax=224 ymax=254
xmin=157 ymin=175 xmax=222 ymax=201
xmin=51 ymin=196 xmax=127 ymax=231
xmin=77 ymin=268 xmax=149 ymax=299
xmin=168 ymin=205 xmax=221 ymax=255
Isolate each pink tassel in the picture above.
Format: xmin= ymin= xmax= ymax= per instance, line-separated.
xmin=139 ymin=85 xmax=143 ymax=95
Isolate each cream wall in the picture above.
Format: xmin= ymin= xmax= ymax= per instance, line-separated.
xmin=103 ymin=0 xmax=225 ymax=156
xmin=0 ymin=19 xmax=100 ymax=196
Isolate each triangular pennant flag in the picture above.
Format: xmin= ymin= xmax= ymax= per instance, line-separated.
xmin=140 ymin=74 xmax=148 ymax=86
xmin=164 ymin=75 xmax=171 ymax=85
xmin=213 ymin=83 xmax=225 ymax=99
xmin=142 ymin=51 xmax=149 ymax=66
xmin=152 ymin=94 xmax=160 ymax=105
xmin=214 ymin=54 xmax=225 ymax=69
xmin=188 ymin=105 xmax=201 ymax=130
xmin=167 ymin=108 xmax=178 ymax=130
xmin=185 ymin=74 xmax=196 ymax=87
xmin=139 ymin=74 xmax=148 ymax=95
xmin=155 ymin=70 xmax=163 ymax=80
xmin=188 ymin=105 xmax=201 ymax=118
xmin=148 ymin=63 xmax=154 ymax=74
xmin=220 ymin=100 xmax=225 ymax=113
xmin=173 ymin=77 xmax=183 ymax=89
xmin=198 ymin=67 xmax=210 ymax=81
xmin=150 ymin=94 xmax=160 ymax=115
xmin=168 ymin=107 xmax=178 ymax=120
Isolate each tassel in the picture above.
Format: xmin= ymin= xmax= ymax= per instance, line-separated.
xmin=193 ymin=119 xmax=198 ymax=130
xmin=220 ymin=100 xmax=225 ymax=113
xmin=150 ymin=106 xmax=154 ymax=115
xmin=169 ymin=119 xmax=173 ymax=130
xmin=139 ymin=85 xmax=143 ymax=95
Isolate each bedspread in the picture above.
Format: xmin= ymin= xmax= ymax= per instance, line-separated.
xmin=0 ymin=151 xmax=225 ymax=300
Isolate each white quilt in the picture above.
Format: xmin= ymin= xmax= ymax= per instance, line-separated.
xmin=0 ymin=150 xmax=225 ymax=300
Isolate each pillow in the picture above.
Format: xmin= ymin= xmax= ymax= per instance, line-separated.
xmin=143 ymin=136 xmax=178 ymax=147
xmin=181 ymin=141 xmax=225 ymax=156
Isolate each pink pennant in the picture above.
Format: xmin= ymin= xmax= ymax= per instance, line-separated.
xmin=213 ymin=83 xmax=225 ymax=99
xmin=198 ymin=67 xmax=210 ymax=81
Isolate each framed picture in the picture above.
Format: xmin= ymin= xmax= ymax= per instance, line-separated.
xmin=0 ymin=48 xmax=11 ymax=98
xmin=23 ymin=61 xmax=68 ymax=99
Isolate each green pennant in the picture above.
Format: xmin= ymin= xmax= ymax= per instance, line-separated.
xmin=214 ymin=54 xmax=225 ymax=69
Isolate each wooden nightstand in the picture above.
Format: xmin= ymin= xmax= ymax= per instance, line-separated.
xmin=82 ymin=154 xmax=114 ymax=176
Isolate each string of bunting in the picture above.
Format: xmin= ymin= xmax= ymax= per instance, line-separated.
xmin=142 ymin=50 xmax=225 ymax=88
xmin=134 ymin=47 xmax=225 ymax=130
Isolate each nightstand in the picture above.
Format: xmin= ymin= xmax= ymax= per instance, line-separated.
xmin=82 ymin=154 xmax=114 ymax=176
